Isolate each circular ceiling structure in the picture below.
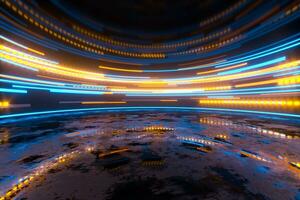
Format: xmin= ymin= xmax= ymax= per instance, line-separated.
xmin=39 ymin=0 xmax=237 ymax=41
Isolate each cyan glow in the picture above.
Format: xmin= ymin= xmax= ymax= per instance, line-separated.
xmin=0 ymin=76 xmax=107 ymax=92
xmin=0 ymin=107 xmax=299 ymax=122
xmin=273 ymin=66 xmax=300 ymax=77
xmin=0 ymin=50 xmax=51 ymax=66
xmin=0 ymin=43 xmax=297 ymax=84
xmin=0 ymin=42 xmax=58 ymax=64
xmin=1 ymin=35 xmax=28 ymax=49
xmin=12 ymin=85 xmax=105 ymax=94
xmin=12 ymin=85 xmax=57 ymax=91
xmin=11 ymin=78 xmax=297 ymax=97
xmin=215 ymin=39 xmax=300 ymax=68
xmin=175 ymin=36 xmax=300 ymax=72
xmin=218 ymin=56 xmax=286 ymax=75
xmin=0 ymin=87 xmax=27 ymax=93
xmin=125 ymin=85 xmax=300 ymax=96
xmin=276 ymin=71 xmax=300 ymax=76
xmin=10 ymin=82 xmax=106 ymax=91
xmin=0 ymin=74 xmax=68 ymax=85
xmin=126 ymin=89 xmax=300 ymax=97
xmin=49 ymin=89 xmax=105 ymax=95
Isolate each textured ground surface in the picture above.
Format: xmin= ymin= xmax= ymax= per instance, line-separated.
xmin=0 ymin=112 xmax=299 ymax=200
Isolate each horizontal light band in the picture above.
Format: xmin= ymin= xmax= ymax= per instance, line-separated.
xmin=0 ymin=35 xmax=45 ymax=56
xmin=197 ymin=62 xmax=247 ymax=75
xmin=159 ymin=100 xmax=178 ymax=102
xmin=50 ymin=89 xmax=104 ymax=95
xmin=218 ymin=56 xmax=286 ymax=75
xmin=0 ymin=107 xmax=299 ymax=123
xmin=81 ymin=101 xmax=127 ymax=104
xmin=0 ymin=88 xmax=27 ymax=93
xmin=199 ymin=99 xmax=300 ymax=107
xmin=99 ymin=66 xmax=143 ymax=73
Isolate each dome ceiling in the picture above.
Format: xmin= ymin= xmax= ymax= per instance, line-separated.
xmin=36 ymin=0 xmax=238 ymax=41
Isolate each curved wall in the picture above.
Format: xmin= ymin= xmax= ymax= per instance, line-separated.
xmin=1 ymin=0 xmax=300 ymax=119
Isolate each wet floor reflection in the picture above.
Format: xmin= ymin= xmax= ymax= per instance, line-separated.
xmin=0 ymin=112 xmax=299 ymax=200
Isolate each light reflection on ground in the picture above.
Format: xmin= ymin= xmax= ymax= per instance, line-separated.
xmin=0 ymin=112 xmax=299 ymax=200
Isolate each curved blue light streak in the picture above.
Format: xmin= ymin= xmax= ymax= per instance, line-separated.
xmin=0 ymin=88 xmax=28 ymax=93
xmin=0 ymin=107 xmax=299 ymax=124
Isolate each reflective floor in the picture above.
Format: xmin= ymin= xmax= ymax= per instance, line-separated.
xmin=0 ymin=112 xmax=299 ymax=200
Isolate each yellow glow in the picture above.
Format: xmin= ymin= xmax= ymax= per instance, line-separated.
xmin=99 ymin=66 xmax=143 ymax=73
xmin=27 ymin=47 xmax=45 ymax=56
xmin=98 ymin=148 xmax=129 ymax=157
xmin=0 ymin=101 xmax=10 ymax=108
xmin=136 ymin=81 xmax=168 ymax=87
xmin=159 ymin=99 xmax=178 ymax=102
xmin=110 ymin=87 xmax=232 ymax=94
xmin=278 ymin=76 xmax=300 ymax=85
xmin=1 ymin=45 xmax=107 ymax=81
xmin=199 ymin=99 xmax=300 ymax=107
xmin=0 ymin=74 xmax=62 ymax=85
xmin=236 ymin=75 xmax=300 ymax=88
xmin=81 ymin=101 xmax=126 ymax=104
xmin=290 ymin=162 xmax=300 ymax=168
xmin=1 ymin=44 xmax=300 ymax=88
xmin=103 ymin=92 xmax=113 ymax=94
xmin=235 ymin=79 xmax=277 ymax=88
xmin=191 ymin=60 xmax=300 ymax=84
xmin=203 ymin=86 xmax=231 ymax=91
xmin=37 ymin=75 xmax=93 ymax=85
xmin=216 ymin=134 xmax=228 ymax=139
